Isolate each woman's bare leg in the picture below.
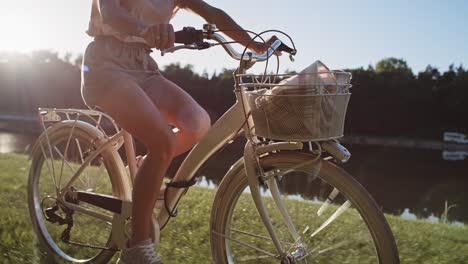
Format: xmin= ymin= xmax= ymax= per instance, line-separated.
xmin=142 ymin=74 xmax=211 ymax=156
xmin=92 ymin=72 xmax=209 ymax=246
xmin=93 ymin=76 xmax=176 ymax=246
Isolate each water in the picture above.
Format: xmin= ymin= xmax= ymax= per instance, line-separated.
xmin=1 ymin=131 xmax=467 ymax=224
xmin=0 ymin=132 xmax=33 ymax=154
xmin=342 ymin=145 xmax=468 ymax=224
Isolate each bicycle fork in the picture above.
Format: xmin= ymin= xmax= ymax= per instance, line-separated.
xmin=243 ymin=142 xmax=319 ymax=263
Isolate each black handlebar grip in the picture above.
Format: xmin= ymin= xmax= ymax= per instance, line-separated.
xmin=174 ymin=27 xmax=204 ymax=45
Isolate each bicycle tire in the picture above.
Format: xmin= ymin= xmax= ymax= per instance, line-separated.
xmin=210 ymin=151 xmax=399 ymax=263
xmin=28 ymin=122 xmax=125 ymax=263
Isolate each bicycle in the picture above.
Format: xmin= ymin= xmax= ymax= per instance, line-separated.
xmin=28 ymin=24 xmax=399 ymax=263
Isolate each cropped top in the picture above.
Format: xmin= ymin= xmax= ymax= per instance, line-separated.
xmin=87 ymin=0 xmax=180 ymax=44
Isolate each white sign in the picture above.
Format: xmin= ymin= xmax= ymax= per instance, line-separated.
xmin=41 ymin=112 xmax=61 ymax=122
xmin=443 ymin=132 xmax=468 ymax=144
xmin=442 ymin=151 xmax=468 ymax=161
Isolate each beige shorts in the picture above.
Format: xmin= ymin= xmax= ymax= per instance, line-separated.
xmin=81 ymin=35 xmax=161 ymax=109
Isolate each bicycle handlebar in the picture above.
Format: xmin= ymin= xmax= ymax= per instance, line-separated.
xmin=161 ymin=25 xmax=296 ymax=63
xmin=208 ymin=32 xmax=284 ymax=62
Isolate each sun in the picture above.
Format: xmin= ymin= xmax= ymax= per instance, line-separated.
xmin=0 ymin=13 xmax=44 ymax=52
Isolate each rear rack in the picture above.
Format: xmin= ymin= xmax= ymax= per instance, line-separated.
xmin=38 ymin=108 xmax=120 ymax=138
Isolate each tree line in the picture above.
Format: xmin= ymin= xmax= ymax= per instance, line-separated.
xmin=1 ymin=50 xmax=467 ymax=139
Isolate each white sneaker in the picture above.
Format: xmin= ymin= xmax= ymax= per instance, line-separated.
xmin=117 ymin=239 xmax=163 ymax=264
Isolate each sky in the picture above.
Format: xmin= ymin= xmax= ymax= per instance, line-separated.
xmin=1 ymin=0 xmax=467 ymax=74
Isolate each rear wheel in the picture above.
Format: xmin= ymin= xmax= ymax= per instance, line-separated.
xmin=210 ymin=152 xmax=399 ymax=263
xmin=28 ymin=125 xmax=125 ymax=263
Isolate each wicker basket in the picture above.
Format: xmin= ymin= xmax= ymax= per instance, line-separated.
xmin=240 ymin=71 xmax=352 ymax=141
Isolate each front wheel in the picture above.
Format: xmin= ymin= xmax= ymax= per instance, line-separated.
xmin=210 ymin=152 xmax=399 ymax=263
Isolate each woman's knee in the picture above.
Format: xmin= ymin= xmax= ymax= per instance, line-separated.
xmin=145 ymin=129 xmax=177 ymax=162
xmin=179 ymin=107 xmax=211 ymax=138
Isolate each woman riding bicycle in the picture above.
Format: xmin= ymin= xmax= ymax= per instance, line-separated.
xmin=81 ymin=0 xmax=274 ymax=263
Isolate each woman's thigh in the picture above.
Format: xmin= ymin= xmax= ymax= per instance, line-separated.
xmin=89 ymin=73 xmax=175 ymax=150
xmin=141 ymin=74 xmax=210 ymax=135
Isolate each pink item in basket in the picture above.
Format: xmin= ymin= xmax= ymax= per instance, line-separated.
xmin=249 ymin=60 xmax=351 ymax=141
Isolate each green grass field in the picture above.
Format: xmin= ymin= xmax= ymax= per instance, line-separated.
xmin=0 ymin=153 xmax=467 ymax=263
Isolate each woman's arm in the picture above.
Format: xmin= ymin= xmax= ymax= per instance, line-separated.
xmin=177 ymin=0 xmax=274 ymax=53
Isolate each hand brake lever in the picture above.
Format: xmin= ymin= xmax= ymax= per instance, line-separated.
xmin=278 ymin=43 xmax=297 ymax=62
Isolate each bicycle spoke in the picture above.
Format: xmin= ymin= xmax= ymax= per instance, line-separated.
xmin=212 ymin=231 xmax=278 ymax=259
xmin=304 ymin=205 xmax=369 ymax=258
xmin=309 ymin=229 xmax=371 ymax=257
xmin=53 ymin=147 xmax=77 ymax=174
xmin=317 ymin=187 xmax=340 ymax=216
xmin=53 ymin=146 xmax=86 ymax=188
xmin=74 ymin=138 xmax=90 ymax=187
xmin=39 ymin=140 xmax=59 ymax=193
xmin=58 ymin=124 xmax=77 ymax=193
xmin=53 ymin=146 xmax=87 ymax=187
xmin=237 ymin=255 xmax=273 ymax=262
xmin=287 ymin=231 xmax=353 ymax=263
xmin=262 ymin=177 xmax=365 ymax=260
xmin=305 ymin=239 xmax=350 ymax=257
xmin=309 ymin=200 xmax=351 ymax=239
xmin=318 ymin=239 xmax=353 ymax=254
xmin=90 ymin=162 xmax=105 ymax=191
xmin=230 ymin=228 xmax=294 ymax=246
xmin=75 ymin=139 xmax=85 ymax=164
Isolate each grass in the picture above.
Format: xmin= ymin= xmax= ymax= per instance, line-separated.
xmin=0 ymin=153 xmax=467 ymax=263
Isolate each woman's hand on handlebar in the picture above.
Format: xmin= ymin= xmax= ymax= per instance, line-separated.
xmin=141 ymin=23 xmax=175 ymax=50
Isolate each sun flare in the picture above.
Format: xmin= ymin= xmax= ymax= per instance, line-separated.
xmin=0 ymin=14 xmax=44 ymax=52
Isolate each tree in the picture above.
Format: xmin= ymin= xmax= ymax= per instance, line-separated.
xmin=418 ymin=65 xmax=440 ymax=81
xmin=376 ymin=57 xmax=413 ymax=77
xmin=74 ymin=53 xmax=84 ymax=68
xmin=63 ymin=52 xmax=73 ymax=64
xmin=30 ymin=50 xmax=60 ymax=64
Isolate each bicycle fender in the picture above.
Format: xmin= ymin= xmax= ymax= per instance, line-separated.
xmin=30 ymin=120 xmax=106 ymax=157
